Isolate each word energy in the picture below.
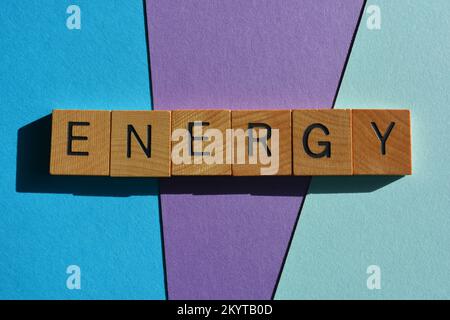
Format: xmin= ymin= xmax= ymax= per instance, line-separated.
xmin=50 ymin=109 xmax=412 ymax=177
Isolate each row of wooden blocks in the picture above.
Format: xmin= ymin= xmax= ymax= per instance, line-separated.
xmin=50 ymin=109 xmax=412 ymax=177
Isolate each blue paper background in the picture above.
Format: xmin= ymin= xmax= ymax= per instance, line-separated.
xmin=277 ymin=0 xmax=450 ymax=299
xmin=0 ymin=1 xmax=165 ymax=299
xmin=1 ymin=0 xmax=450 ymax=300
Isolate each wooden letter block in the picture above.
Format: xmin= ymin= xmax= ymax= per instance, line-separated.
xmin=352 ymin=109 xmax=411 ymax=175
xmin=293 ymin=109 xmax=352 ymax=175
xmin=110 ymin=111 xmax=171 ymax=177
xmin=171 ymin=110 xmax=231 ymax=176
xmin=231 ymin=110 xmax=291 ymax=176
xmin=50 ymin=110 xmax=111 ymax=176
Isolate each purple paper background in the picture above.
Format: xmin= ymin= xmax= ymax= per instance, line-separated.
xmin=146 ymin=0 xmax=364 ymax=299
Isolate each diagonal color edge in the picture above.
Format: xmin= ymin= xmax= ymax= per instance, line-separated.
xmin=145 ymin=0 xmax=365 ymax=299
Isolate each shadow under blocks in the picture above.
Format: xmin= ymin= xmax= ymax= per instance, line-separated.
xmin=16 ymin=115 xmax=402 ymax=197
xmin=16 ymin=114 xmax=159 ymax=197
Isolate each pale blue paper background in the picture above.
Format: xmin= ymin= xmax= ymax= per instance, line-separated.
xmin=1 ymin=0 xmax=449 ymax=300
xmin=277 ymin=0 xmax=450 ymax=299
xmin=0 ymin=1 xmax=165 ymax=299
